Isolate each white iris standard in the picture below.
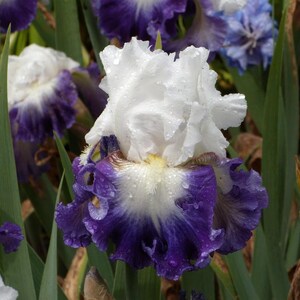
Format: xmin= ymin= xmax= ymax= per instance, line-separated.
xmin=86 ymin=38 xmax=246 ymax=166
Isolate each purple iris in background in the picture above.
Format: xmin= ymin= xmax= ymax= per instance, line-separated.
xmin=221 ymin=0 xmax=276 ymax=74
xmin=56 ymin=39 xmax=268 ymax=279
xmin=0 ymin=0 xmax=37 ymax=33
xmin=0 ymin=222 xmax=24 ymax=254
xmin=91 ymin=0 xmax=246 ymax=53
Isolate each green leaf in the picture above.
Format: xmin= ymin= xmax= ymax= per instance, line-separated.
xmin=225 ymin=252 xmax=259 ymax=300
xmin=87 ymin=244 xmax=114 ymax=291
xmin=125 ymin=264 xmax=139 ymax=300
xmin=11 ymin=30 xmax=28 ymax=55
xmin=112 ymin=261 xmax=126 ymax=299
xmin=210 ymin=260 xmax=236 ymax=297
xmin=219 ymin=282 xmax=235 ymax=300
xmin=182 ymin=268 xmax=215 ymax=300
xmin=54 ymin=132 xmax=74 ymax=200
xmin=280 ymin=0 xmax=299 ymax=250
xmin=53 ymin=0 xmax=83 ymax=64
xmin=29 ymin=25 xmax=46 ymax=46
xmin=251 ymin=225 xmax=272 ymax=300
xmin=137 ymin=267 xmax=161 ymax=300
xmin=0 ymin=27 xmax=36 ymax=300
xmin=285 ymin=219 xmax=300 ymax=269
xmin=262 ymin=6 xmax=291 ymax=298
xmin=80 ymin=0 xmax=108 ymax=71
xmin=32 ymin=9 xmax=55 ymax=48
xmin=28 ymin=245 xmax=44 ymax=296
xmin=29 ymin=245 xmax=67 ymax=300
xmin=155 ymin=31 xmax=162 ymax=50
xmin=39 ymin=173 xmax=64 ymax=300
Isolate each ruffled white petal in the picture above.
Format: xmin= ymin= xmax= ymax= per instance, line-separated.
xmin=86 ymin=38 xmax=246 ymax=166
xmin=7 ymin=44 xmax=79 ymax=108
xmin=211 ymin=94 xmax=246 ymax=130
xmin=85 ymin=101 xmax=114 ymax=145
xmin=0 ymin=275 xmax=18 ymax=300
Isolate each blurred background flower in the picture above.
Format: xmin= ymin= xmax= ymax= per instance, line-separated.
xmin=0 ymin=0 xmax=37 ymax=33
xmin=0 ymin=222 xmax=23 ymax=254
xmin=6 ymin=45 xmax=107 ymax=183
xmin=91 ymin=0 xmax=247 ymax=53
xmin=8 ymin=44 xmax=79 ymax=142
xmin=221 ymin=0 xmax=277 ymax=73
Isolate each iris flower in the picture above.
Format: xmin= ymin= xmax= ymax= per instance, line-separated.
xmin=56 ymin=38 xmax=268 ymax=279
xmin=8 ymin=44 xmax=79 ymax=142
xmin=91 ymin=0 xmax=246 ymax=52
xmin=8 ymin=45 xmax=108 ymax=182
xmin=221 ymin=0 xmax=276 ymax=73
xmin=0 ymin=0 xmax=37 ymax=33
xmin=7 ymin=44 xmax=80 ymax=182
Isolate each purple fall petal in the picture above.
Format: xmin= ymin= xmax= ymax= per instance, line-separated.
xmin=213 ymin=158 xmax=268 ymax=254
xmin=56 ymin=200 xmax=92 ymax=248
xmin=76 ymin=146 xmax=223 ymax=280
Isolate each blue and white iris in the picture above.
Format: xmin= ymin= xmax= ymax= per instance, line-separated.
xmin=221 ymin=0 xmax=276 ymax=73
xmin=8 ymin=44 xmax=79 ymax=142
xmin=56 ymin=38 xmax=268 ymax=279
xmin=8 ymin=44 xmax=79 ymax=182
